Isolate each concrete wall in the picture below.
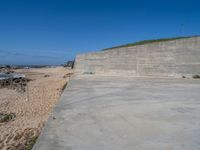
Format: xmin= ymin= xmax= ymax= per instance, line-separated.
xmin=75 ymin=37 xmax=200 ymax=77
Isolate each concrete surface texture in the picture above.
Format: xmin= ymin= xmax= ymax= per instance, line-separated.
xmin=75 ymin=37 xmax=200 ymax=77
xmin=33 ymin=75 xmax=200 ymax=150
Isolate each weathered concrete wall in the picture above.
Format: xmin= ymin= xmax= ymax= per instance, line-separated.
xmin=75 ymin=37 xmax=200 ymax=77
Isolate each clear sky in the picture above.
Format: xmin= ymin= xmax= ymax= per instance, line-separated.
xmin=0 ymin=0 xmax=200 ymax=65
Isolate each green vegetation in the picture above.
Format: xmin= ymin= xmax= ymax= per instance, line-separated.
xmin=83 ymin=72 xmax=95 ymax=74
xmin=14 ymin=128 xmax=40 ymax=150
xmin=0 ymin=113 xmax=16 ymax=123
xmin=192 ymin=75 xmax=200 ymax=79
xmin=103 ymin=36 xmax=198 ymax=50
xmin=24 ymin=135 xmax=39 ymax=150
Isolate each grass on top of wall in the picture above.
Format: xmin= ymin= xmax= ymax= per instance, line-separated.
xmin=103 ymin=35 xmax=199 ymax=51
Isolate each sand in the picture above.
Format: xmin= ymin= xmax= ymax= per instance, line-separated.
xmin=0 ymin=67 xmax=73 ymax=150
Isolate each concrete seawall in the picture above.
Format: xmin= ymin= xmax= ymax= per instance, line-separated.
xmin=75 ymin=37 xmax=200 ymax=77
xmin=33 ymin=37 xmax=200 ymax=150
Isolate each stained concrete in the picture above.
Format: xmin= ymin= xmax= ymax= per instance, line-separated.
xmin=33 ymin=75 xmax=200 ymax=150
xmin=75 ymin=37 xmax=200 ymax=77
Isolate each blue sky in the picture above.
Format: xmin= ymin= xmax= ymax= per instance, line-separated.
xmin=0 ymin=0 xmax=200 ymax=65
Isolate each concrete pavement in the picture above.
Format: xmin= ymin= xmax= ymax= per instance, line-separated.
xmin=33 ymin=75 xmax=200 ymax=150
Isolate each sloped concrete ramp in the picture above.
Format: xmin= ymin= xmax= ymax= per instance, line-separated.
xmin=33 ymin=75 xmax=200 ymax=150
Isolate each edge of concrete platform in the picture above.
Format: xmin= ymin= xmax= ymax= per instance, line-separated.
xmin=32 ymin=75 xmax=75 ymax=150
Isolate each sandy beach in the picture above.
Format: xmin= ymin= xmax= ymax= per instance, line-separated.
xmin=0 ymin=67 xmax=72 ymax=150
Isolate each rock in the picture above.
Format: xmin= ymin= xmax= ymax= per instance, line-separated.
xmin=44 ymin=75 xmax=50 ymax=77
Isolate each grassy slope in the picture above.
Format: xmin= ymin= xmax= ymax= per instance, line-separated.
xmin=103 ymin=36 xmax=199 ymax=51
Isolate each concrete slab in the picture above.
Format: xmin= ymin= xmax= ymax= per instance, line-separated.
xmin=33 ymin=75 xmax=200 ymax=150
